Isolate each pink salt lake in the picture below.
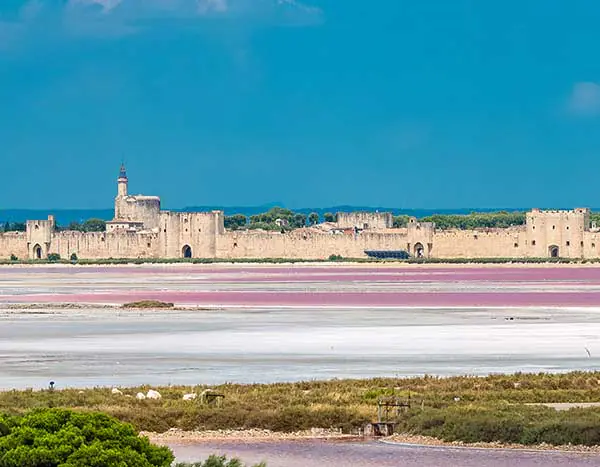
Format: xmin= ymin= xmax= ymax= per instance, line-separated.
xmin=0 ymin=264 xmax=599 ymax=390
xmin=3 ymin=264 xmax=600 ymax=466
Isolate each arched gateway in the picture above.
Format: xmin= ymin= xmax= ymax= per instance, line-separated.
xmin=414 ymin=242 xmax=425 ymax=258
xmin=33 ymin=244 xmax=42 ymax=260
xmin=182 ymin=245 xmax=192 ymax=259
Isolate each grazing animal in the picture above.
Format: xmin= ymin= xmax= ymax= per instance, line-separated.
xmin=146 ymin=389 xmax=162 ymax=400
xmin=183 ymin=393 xmax=197 ymax=401
xmin=136 ymin=392 xmax=146 ymax=400
xmin=111 ymin=388 xmax=123 ymax=395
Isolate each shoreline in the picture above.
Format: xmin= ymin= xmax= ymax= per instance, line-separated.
xmin=142 ymin=429 xmax=600 ymax=455
xmin=384 ymin=433 xmax=600 ymax=454
xmin=1 ymin=261 xmax=600 ymax=269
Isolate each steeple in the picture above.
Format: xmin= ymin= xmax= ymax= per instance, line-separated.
xmin=117 ymin=164 xmax=128 ymax=197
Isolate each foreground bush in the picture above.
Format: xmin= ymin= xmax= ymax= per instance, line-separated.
xmin=0 ymin=408 xmax=174 ymax=467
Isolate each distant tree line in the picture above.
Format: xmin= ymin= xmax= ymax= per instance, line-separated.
xmin=0 ymin=219 xmax=107 ymax=233
xmin=223 ymin=209 xmax=531 ymax=231
xmin=3 ymin=211 xmax=599 ymax=234
xmin=224 ymin=207 xmax=338 ymax=231
xmin=1 ymin=222 xmax=26 ymax=232
xmin=419 ymin=212 xmax=526 ymax=230
xmin=58 ymin=218 xmax=107 ymax=232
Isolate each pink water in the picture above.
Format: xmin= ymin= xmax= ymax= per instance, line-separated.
xmin=169 ymin=440 xmax=600 ymax=467
xmin=2 ymin=265 xmax=600 ymax=307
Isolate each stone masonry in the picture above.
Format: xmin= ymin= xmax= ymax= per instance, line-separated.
xmin=2 ymin=166 xmax=600 ymax=261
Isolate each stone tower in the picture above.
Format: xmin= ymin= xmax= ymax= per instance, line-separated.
xmin=117 ymin=164 xmax=128 ymax=198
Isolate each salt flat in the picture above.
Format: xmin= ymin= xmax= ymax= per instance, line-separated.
xmin=1 ymin=305 xmax=599 ymax=389
xmin=1 ymin=264 xmax=600 ymax=389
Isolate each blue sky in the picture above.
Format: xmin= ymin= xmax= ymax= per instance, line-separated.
xmin=1 ymin=1 xmax=600 ymax=209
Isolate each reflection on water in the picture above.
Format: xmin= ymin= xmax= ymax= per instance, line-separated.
xmin=169 ymin=440 xmax=600 ymax=467
xmin=1 ymin=306 xmax=600 ymax=389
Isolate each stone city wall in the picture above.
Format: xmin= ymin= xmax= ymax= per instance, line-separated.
xmin=336 ymin=212 xmax=393 ymax=230
xmin=217 ymin=230 xmax=411 ymax=259
xmin=430 ymin=228 xmax=526 ymax=258
xmin=0 ymin=232 xmax=29 ymax=260
xmin=48 ymin=231 xmax=159 ymax=259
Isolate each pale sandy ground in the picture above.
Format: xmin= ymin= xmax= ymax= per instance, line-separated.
xmin=526 ymin=402 xmax=600 ymax=410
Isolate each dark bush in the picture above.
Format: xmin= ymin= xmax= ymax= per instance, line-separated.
xmin=0 ymin=408 xmax=174 ymax=467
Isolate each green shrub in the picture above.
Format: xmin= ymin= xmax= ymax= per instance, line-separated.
xmin=175 ymin=455 xmax=266 ymax=467
xmin=70 ymin=253 xmax=78 ymax=262
xmin=122 ymin=300 xmax=175 ymax=309
xmin=0 ymin=408 xmax=173 ymax=467
xmin=47 ymin=253 xmax=61 ymax=262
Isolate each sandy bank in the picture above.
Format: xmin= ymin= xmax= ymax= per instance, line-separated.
xmin=141 ymin=428 xmax=356 ymax=444
xmin=386 ymin=433 xmax=600 ymax=454
xmin=142 ymin=429 xmax=600 ymax=454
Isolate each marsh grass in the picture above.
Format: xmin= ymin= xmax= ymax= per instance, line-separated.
xmin=3 ymin=372 xmax=600 ymax=446
xmin=0 ymin=256 xmax=597 ymax=265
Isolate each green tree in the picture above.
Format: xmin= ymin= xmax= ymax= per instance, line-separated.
xmin=393 ymin=215 xmax=410 ymax=228
xmin=308 ymin=212 xmax=320 ymax=226
xmin=224 ymin=214 xmax=247 ymax=230
xmin=0 ymin=409 xmax=173 ymax=467
xmin=323 ymin=212 xmax=336 ymax=223
xmin=67 ymin=221 xmax=83 ymax=231
xmin=82 ymin=219 xmax=106 ymax=232
xmin=291 ymin=213 xmax=307 ymax=229
xmin=420 ymin=212 xmax=526 ymax=230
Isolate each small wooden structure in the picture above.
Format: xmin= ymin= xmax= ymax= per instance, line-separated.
xmin=364 ymin=393 xmax=412 ymax=437
xmin=377 ymin=395 xmax=411 ymax=422
xmin=363 ymin=422 xmax=396 ymax=437
xmin=200 ymin=389 xmax=225 ymax=408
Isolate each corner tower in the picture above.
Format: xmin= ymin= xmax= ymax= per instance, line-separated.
xmin=117 ymin=164 xmax=128 ymax=198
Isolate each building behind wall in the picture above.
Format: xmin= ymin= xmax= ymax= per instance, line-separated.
xmin=1 ymin=166 xmax=599 ymax=261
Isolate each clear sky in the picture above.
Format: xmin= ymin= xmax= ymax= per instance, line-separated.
xmin=1 ymin=1 xmax=600 ymax=210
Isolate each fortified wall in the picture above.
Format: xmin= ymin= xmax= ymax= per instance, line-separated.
xmin=1 ymin=167 xmax=599 ymax=261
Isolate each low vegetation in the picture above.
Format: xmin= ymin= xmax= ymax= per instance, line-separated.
xmin=175 ymin=457 xmax=265 ymax=467
xmin=0 ymin=256 xmax=598 ymax=266
xmin=3 ymin=373 xmax=600 ymax=447
xmin=122 ymin=300 xmax=175 ymax=309
xmin=399 ymin=403 xmax=600 ymax=446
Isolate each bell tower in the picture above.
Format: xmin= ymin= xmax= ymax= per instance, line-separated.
xmin=117 ymin=164 xmax=128 ymax=198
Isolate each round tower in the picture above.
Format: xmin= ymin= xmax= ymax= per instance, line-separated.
xmin=117 ymin=164 xmax=128 ymax=198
